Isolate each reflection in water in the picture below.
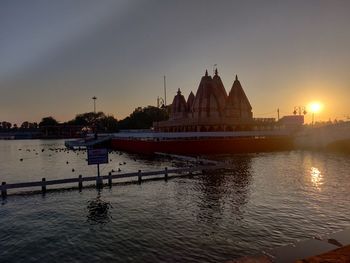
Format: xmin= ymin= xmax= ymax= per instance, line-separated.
xmin=2 ymin=146 xmax=350 ymax=262
xmin=310 ymin=167 xmax=323 ymax=190
xmin=87 ymin=191 xmax=112 ymax=225
xmin=196 ymin=156 xmax=253 ymax=222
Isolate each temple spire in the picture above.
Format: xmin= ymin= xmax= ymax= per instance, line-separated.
xmin=205 ymin=70 xmax=208 ymax=77
xmin=235 ymin=74 xmax=238 ymax=81
xmin=177 ymin=88 xmax=181 ymax=95
xmin=215 ymin=68 xmax=218 ymax=75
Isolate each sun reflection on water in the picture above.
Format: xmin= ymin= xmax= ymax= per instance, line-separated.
xmin=310 ymin=167 xmax=323 ymax=190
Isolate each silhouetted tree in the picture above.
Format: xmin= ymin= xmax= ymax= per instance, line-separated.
xmin=68 ymin=112 xmax=103 ymax=126
xmin=39 ymin=116 xmax=59 ymax=127
xmin=20 ymin=121 xmax=29 ymax=129
xmin=1 ymin=121 xmax=12 ymax=130
xmin=19 ymin=121 xmax=39 ymax=130
xmin=67 ymin=112 xmax=118 ymax=132
xmin=97 ymin=115 xmax=118 ymax=132
xmin=29 ymin=122 xmax=38 ymax=129
xmin=118 ymin=106 xmax=168 ymax=129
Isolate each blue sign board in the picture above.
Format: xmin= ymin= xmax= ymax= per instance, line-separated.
xmin=87 ymin=148 xmax=108 ymax=165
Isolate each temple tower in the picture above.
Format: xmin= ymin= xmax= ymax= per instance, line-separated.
xmin=170 ymin=88 xmax=188 ymax=120
xmin=186 ymin=91 xmax=195 ymax=112
xmin=225 ymin=75 xmax=252 ymax=120
xmin=192 ymin=70 xmax=227 ymax=119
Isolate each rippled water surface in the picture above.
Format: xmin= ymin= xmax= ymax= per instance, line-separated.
xmin=1 ymin=140 xmax=350 ymax=262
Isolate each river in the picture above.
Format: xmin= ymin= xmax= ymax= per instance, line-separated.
xmin=0 ymin=139 xmax=350 ymax=262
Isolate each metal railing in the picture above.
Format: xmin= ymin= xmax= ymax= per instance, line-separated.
xmin=1 ymin=164 xmax=231 ymax=199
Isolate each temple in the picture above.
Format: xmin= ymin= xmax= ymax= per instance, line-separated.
xmin=154 ymin=69 xmax=256 ymax=132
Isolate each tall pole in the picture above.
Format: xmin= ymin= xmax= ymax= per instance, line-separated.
xmin=92 ymin=96 xmax=97 ymax=113
xmin=92 ymin=96 xmax=97 ymax=137
xmin=312 ymin=112 xmax=315 ymax=125
xmin=277 ymin=108 xmax=280 ymax=121
xmin=163 ymin=75 xmax=167 ymax=106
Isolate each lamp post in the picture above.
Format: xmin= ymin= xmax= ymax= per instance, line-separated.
xmin=293 ymin=106 xmax=307 ymax=116
xmin=292 ymin=106 xmax=307 ymax=126
xmin=309 ymin=102 xmax=322 ymax=126
xmin=92 ymin=96 xmax=97 ymax=113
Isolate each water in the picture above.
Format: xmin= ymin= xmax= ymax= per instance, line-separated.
xmin=1 ymin=140 xmax=350 ymax=262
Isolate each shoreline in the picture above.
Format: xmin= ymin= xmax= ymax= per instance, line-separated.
xmin=232 ymin=228 xmax=350 ymax=262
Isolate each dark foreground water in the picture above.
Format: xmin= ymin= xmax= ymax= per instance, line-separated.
xmin=1 ymin=140 xmax=350 ymax=262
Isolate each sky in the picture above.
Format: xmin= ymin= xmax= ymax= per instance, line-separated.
xmin=1 ymin=0 xmax=350 ymax=125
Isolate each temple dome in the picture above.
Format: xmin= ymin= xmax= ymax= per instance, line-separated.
xmin=192 ymin=70 xmax=227 ymax=119
xmin=170 ymin=88 xmax=188 ymax=120
xmin=225 ymin=75 xmax=252 ymax=119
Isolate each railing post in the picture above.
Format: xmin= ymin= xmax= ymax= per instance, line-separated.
xmin=42 ymin=178 xmax=46 ymax=194
xmin=78 ymin=175 xmax=83 ymax=191
xmin=138 ymin=170 xmax=142 ymax=184
xmin=164 ymin=167 xmax=168 ymax=181
xmin=1 ymin=182 xmax=7 ymax=199
xmin=108 ymin=173 xmax=112 ymax=187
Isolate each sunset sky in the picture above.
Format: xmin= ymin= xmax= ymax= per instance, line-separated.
xmin=1 ymin=0 xmax=349 ymax=125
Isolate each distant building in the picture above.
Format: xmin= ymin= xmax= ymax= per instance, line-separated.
xmin=278 ymin=115 xmax=304 ymax=129
xmin=40 ymin=125 xmax=84 ymax=138
xmin=154 ymin=69 xmax=255 ymax=132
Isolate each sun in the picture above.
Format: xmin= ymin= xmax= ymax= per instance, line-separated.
xmin=309 ymin=102 xmax=322 ymax=113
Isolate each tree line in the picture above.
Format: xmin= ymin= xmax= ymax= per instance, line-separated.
xmin=0 ymin=106 xmax=169 ymax=133
xmin=0 ymin=121 xmax=39 ymax=131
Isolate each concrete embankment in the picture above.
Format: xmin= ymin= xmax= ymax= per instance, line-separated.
xmin=296 ymin=245 xmax=350 ymax=262
xmin=231 ymin=228 xmax=350 ymax=263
